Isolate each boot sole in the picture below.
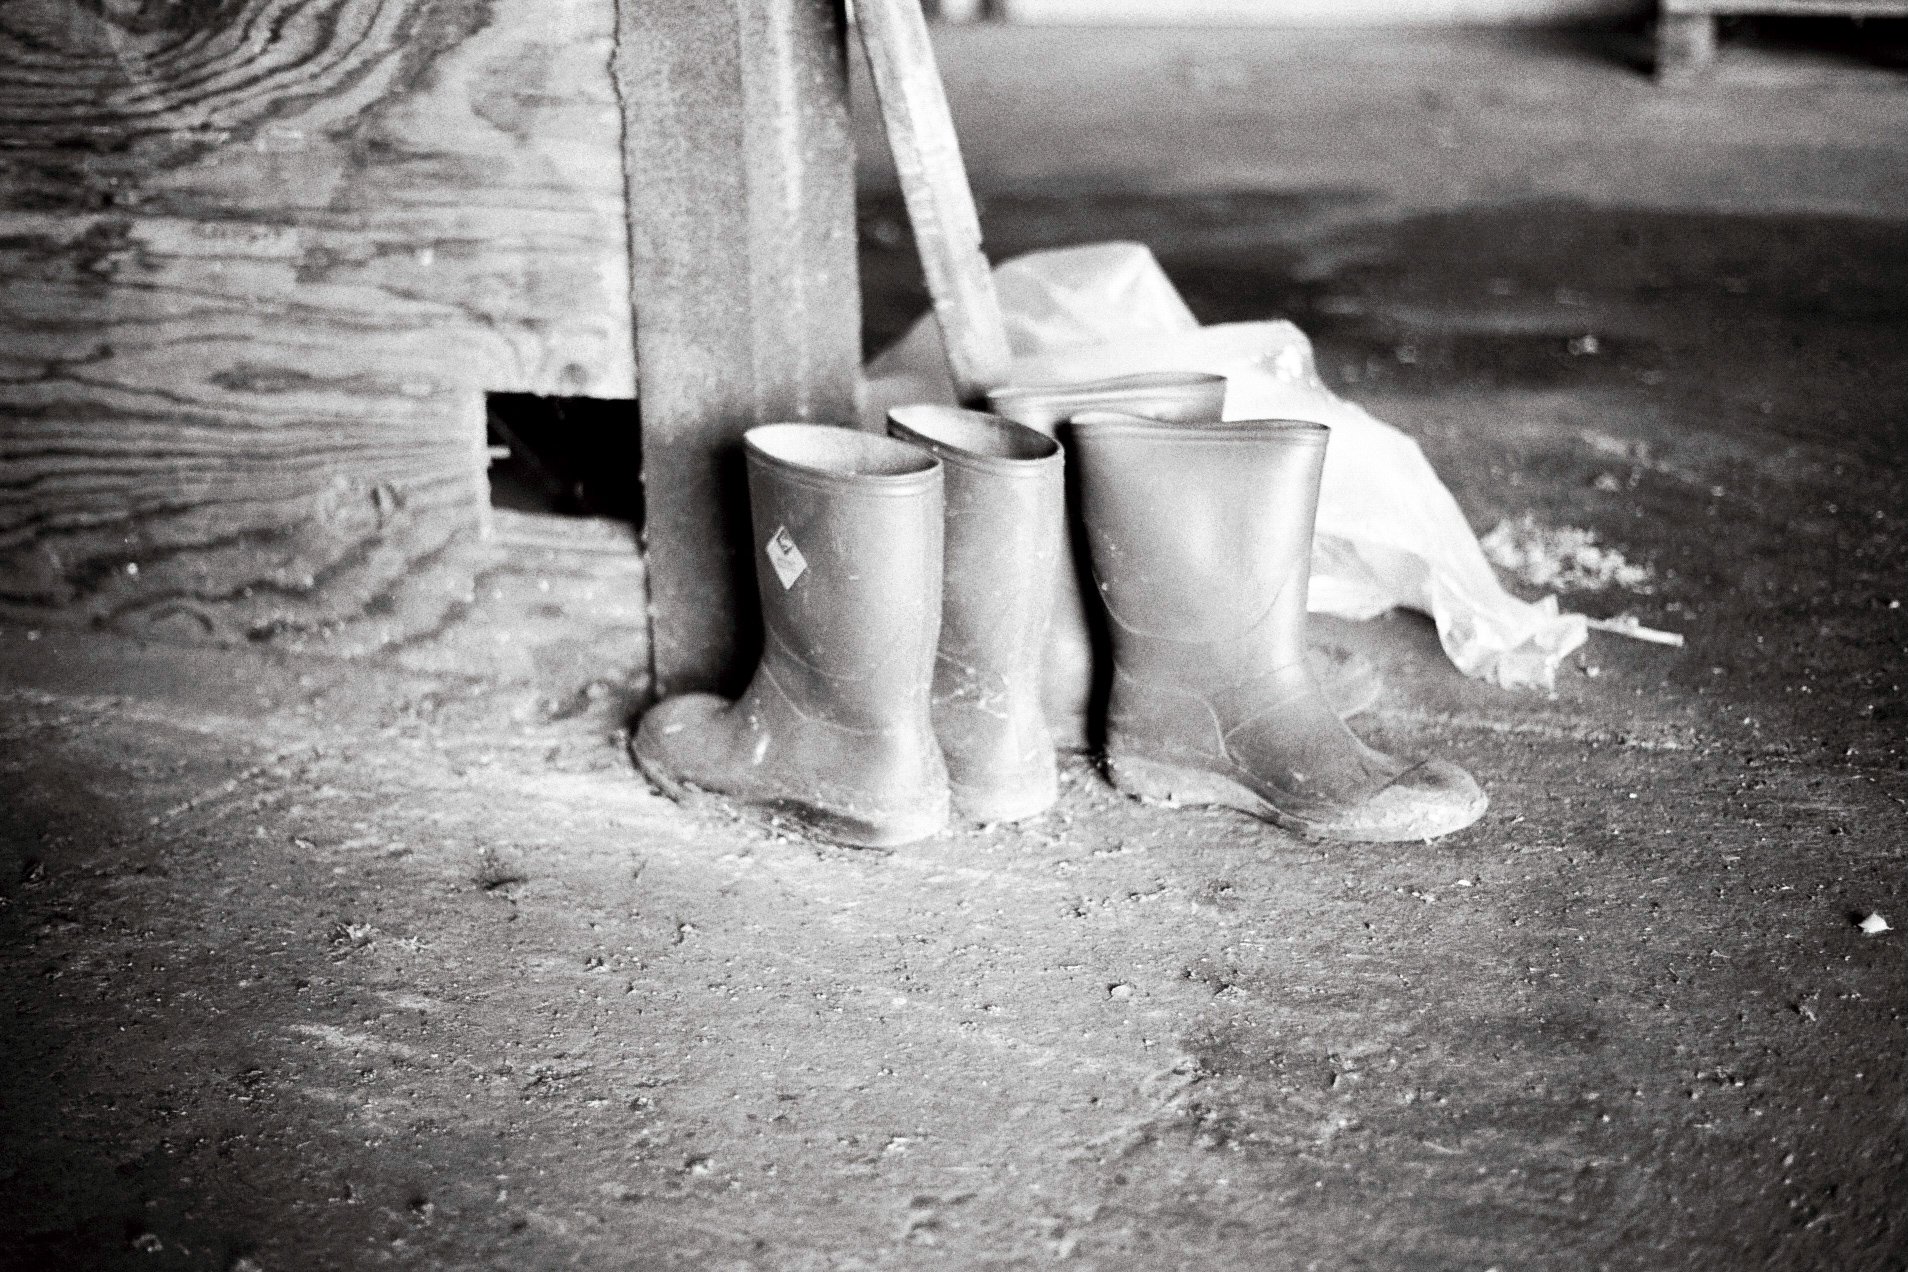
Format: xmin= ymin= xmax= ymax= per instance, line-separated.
xmin=1104 ymin=752 xmax=1482 ymax=843
xmin=949 ymin=777 xmax=1057 ymax=826
xmin=634 ymin=752 xmax=946 ymax=850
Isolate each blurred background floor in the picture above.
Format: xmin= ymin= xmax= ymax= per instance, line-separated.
xmin=853 ymin=23 xmax=1908 ymax=223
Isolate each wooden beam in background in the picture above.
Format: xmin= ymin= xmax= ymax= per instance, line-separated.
xmin=616 ymin=0 xmax=862 ymax=698
xmin=1664 ymin=0 xmax=1908 ymax=11
xmin=1655 ymin=9 xmax=1719 ymax=77
xmin=1001 ymin=0 xmax=1649 ymax=22
xmin=1655 ymin=0 xmax=1908 ymax=78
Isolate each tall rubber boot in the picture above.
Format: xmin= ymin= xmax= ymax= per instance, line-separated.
xmin=631 ymin=424 xmax=950 ymax=848
xmin=1072 ymin=415 xmax=1487 ymax=842
xmin=987 ymin=372 xmax=1382 ymax=739
xmin=985 ymin=373 xmax=1230 ymax=750
xmin=1074 ymin=409 xmax=1384 ymax=722
xmin=889 ymin=405 xmax=1063 ymax=823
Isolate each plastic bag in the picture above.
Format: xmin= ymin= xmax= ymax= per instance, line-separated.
xmin=863 ymin=242 xmax=1588 ymax=691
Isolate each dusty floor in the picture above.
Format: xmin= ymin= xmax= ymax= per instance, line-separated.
xmin=4 ymin=27 xmax=1906 ymax=1272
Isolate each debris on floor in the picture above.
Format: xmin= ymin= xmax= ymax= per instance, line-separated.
xmin=1584 ymin=614 xmax=1687 ymax=648
xmin=1479 ymin=513 xmax=1657 ymax=594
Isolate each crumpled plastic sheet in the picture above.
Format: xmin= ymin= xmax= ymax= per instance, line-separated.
xmin=863 ymin=241 xmax=1588 ymax=691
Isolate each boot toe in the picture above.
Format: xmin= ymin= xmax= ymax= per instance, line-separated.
xmin=632 ymin=693 xmax=950 ymax=849
xmin=1312 ymin=756 xmax=1487 ymax=843
xmin=630 ymin=693 xmax=731 ymax=795
xmin=949 ymin=766 xmax=1058 ymax=825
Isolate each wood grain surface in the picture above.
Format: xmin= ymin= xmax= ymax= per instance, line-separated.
xmin=389 ymin=508 xmax=651 ymax=700
xmin=0 ymin=0 xmax=635 ymax=647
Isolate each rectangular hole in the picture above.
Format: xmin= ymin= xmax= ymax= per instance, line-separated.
xmin=485 ymin=393 xmax=643 ymax=527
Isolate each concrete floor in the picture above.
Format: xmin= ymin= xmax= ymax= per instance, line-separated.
xmin=3 ymin=26 xmax=1905 ymax=1272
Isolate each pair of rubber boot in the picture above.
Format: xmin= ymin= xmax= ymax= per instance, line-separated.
xmin=632 ymin=414 xmax=1062 ymax=848
xmin=631 ymin=392 xmax=1487 ymax=847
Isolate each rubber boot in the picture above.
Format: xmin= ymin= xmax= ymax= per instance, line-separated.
xmin=987 ymin=372 xmax=1382 ymax=739
xmin=1073 ymin=410 xmax=1385 ymax=722
xmin=888 ymin=405 xmax=1063 ymax=822
xmin=631 ymin=424 xmax=950 ymax=848
xmin=985 ymin=373 xmax=1231 ymax=750
xmin=1071 ymin=415 xmax=1487 ymax=842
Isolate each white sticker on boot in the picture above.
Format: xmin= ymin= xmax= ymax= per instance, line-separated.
xmin=765 ymin=525 xmax=808 ymax=589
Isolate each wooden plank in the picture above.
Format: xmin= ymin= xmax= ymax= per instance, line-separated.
xmin=0 ymin=0 xmax=634 ymax=646
xmin=390 ymin=509 xmax=651 ymax=701
xmin=856 ymin=0 xmax=1011 ymax=404
xmin=615 ymin=0 xmax=862 ymax=697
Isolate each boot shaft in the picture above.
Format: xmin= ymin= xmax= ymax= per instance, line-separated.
xmin=887 ymin=406 xmax=1063 ymax=821
xmin=986 ymin=371 xmax=1228 ymax=434
xmin=744 ymin=424 xmax=944 ymax=730
xmin=886 ymin=405 xmax=1063 ymax=666
xmin=1070 ymin=416 xmax=1329 ymax=656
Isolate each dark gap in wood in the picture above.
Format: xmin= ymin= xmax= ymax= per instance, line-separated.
xmin=1732 ymin=14 xmax=1908 ymax=66
xmin=485 ymin=393 xmax=643 ymax=528
xmin=1661 ymin=12 xmax=1908 ymax=76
